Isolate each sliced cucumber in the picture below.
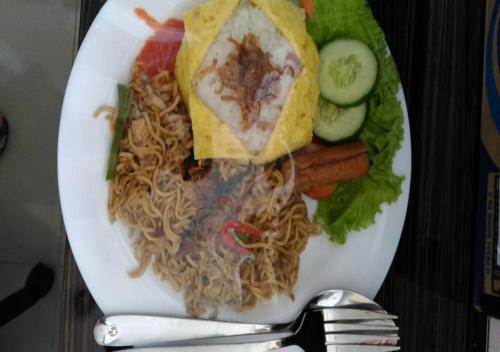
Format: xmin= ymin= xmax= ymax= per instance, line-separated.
xmin=314 ymin=97 xmax=366 ymax=143
xmin=319 ymin=39 xmax=378 ymax=107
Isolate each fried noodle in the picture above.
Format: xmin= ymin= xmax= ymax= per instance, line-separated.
xmin=104 ymin=67 xmax=320 ymax=318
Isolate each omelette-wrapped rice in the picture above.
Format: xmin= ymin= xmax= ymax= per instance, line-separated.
xmin=176 ymin=0 xmax=319 ymax=163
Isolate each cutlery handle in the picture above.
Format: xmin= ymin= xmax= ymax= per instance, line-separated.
xmin=119 ymin=340 xmax=284 ymax=352
xmin=94 ymin=315 xmax=275 ymax=347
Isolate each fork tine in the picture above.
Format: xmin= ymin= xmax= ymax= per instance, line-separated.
xmin=325 ymin=333 xmax=400 ymax=345
xmin=324 ymin=323 xmax=399 ymax=333
xmin=321 ymin=308 xmax=398 ymax=321
xmin=326 ymin=345 xmax=401 ymax=352
xmin=357 ymin=319 xmax=399 ymax=327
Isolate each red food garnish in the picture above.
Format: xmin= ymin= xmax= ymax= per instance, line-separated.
xmin=221 ymin=230 xmax=253 ymax=256
xmin=135 ymin=8 xmax=185 ymax=77
xmin=304 ymin=184 xmax=338 ymax=200
xmin=220 ymin=221 xmax=262 ymax=256
xmin=134 ymin=8 xmax=162 ymax=31
xmin=300 ymin=0 xmax=314 ymax=17
xmin=222 ymin=221 xmax=262 ymax=238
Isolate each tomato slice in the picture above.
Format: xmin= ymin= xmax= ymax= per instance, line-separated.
xmin=304 ymin=184 xmax=338 ymax=200
xmin=300 ymin=0 xmax=314 ymax=17
xmin=136 ymin=18 xmax=185 ymax=77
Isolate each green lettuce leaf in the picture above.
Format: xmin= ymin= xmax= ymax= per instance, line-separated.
xmin=309 ymin=0 xmax=405 ymax=244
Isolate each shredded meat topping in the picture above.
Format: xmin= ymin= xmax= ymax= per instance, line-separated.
xmin=217 ymin=33 xmax=282 ymax=130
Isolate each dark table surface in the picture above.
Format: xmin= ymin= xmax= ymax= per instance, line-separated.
xmin=60 ymin=0 xmax=488 ymax=351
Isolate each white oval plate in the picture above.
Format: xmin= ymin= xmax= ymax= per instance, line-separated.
xmin=58 ymin=0 xmax=411 ymax=326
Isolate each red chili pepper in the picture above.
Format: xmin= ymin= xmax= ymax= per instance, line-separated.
xmin=221 ymin=229 xmax=253 ymax=256
xmin=220 ymin=221 xmax=262 ymax=257
xmin=222 ymin=221 xmax=262 ymax=238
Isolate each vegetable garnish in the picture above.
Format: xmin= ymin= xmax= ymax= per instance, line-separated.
xmin=300 ymin=0 xmax=314 ymax=17
xmin=136 ymin=17 xmax=185 ymax=77
xmin=106 ymin=84 xmax=134 ymax=180
xmin=318 ymin=39 xmax=378 ymax=107
xmin=235 ymin=232 xmax=251 ymax=244
xmin=134 ymin=8 xmax=162 ymax=31
xmin=314 ymin=97 xmax=367 ymax=143
xmin=221 ymin=229 xmax=253 ymax=256
xmin=222 ymin=221 xmax=262 ymax=238
xmin=308 ymin=0 xmax=405 ymax=244
xmin=304 ymin=184 xmax=338 ymax=200
xmin=220 ymin=221 xmax=262 ymax=257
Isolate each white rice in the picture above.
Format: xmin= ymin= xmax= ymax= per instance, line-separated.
xmin=193 ymin=0 xmax=301 ymax=154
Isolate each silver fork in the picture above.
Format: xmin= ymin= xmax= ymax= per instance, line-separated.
xmin=200 ymin=308 xmax=400 ymax=351
xmin=95 ymin=290 xmax=395 ymax=347
xmin=115 ymin=308 xmax=399 ymax=352
xmin=256 ymin=308 xmax=400 ymax=351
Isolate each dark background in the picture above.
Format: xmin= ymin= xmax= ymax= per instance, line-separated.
xmin=62 ymin=0 xmax=489 ymax=351
xmin=372 ymin=1 xmax=487 ymax=351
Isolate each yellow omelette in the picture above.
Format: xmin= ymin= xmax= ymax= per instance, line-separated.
xmin=175 ymin=0 xmax=319 ymax=163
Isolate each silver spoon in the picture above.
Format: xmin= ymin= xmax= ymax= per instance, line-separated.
xmin=94 ymin=290 xmax=394 ymax=347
